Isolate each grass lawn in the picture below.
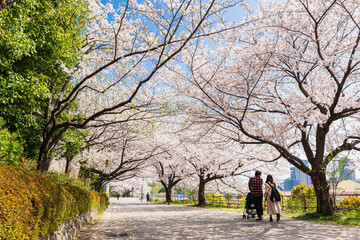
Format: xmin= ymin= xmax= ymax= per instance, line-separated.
xmin=292 ymin=211 xmax=360 ymax=226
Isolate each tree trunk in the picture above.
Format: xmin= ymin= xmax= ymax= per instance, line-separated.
xmin=311 ymin=171 xmax=335 ymax=215
xmin=160 ymin=181 xmax=173 ymax=204
xmin=198 ymin=177 xmax=206 ymax=206
xmin=65 ymin=157 xmax=73 ymax=174
xmin=37 ymin=147 xmax=51 ymax=172
xmin=165 ymin=186 xmax=172 ymax=205
xmin=161 ymin=178 xmax=182 ymax=205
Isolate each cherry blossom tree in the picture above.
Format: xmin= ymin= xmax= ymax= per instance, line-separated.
xmin=110 ymin=177 xmax=143 ymax=197
xmin=122 ymin=117 xmax=191 ymax=203
xmin=37 ymin=0 xmax=242 ymax=171
xmin=175 ymin=125 xmax=264 ymax=206
xmin=151 ymin=151 xmax=189 ymax=204
xmin=77 ymin=120 xmax=163 ymax=191
xmin=148 ymin=130 xmax=192 ymax=204
xmin=164 ymin=0 xmax=360 ymax=215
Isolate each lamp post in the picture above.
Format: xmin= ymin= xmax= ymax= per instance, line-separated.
xmin=140 ymin=178 xmax=144 ymax=202
xmin=104 ymin=184 xmax=110 ymax=197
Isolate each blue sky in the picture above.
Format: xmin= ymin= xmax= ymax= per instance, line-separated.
xmin=224 ymin=0 xmax=259 ymax=22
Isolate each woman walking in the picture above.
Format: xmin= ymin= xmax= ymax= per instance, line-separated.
xmin=264 ymin=174 xmax=282 ymax=222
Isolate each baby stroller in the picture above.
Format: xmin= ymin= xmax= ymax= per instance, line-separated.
xmin=242 ymin=192 xmax=256 ymax=219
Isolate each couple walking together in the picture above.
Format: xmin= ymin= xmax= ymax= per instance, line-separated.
xmin=248 ymin=170 xmax=282 ymax=222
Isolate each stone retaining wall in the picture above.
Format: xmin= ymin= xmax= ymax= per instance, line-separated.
xmin=40 ymin=211 xmax=95 ymax=240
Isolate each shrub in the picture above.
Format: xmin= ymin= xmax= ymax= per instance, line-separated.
xmin=240 ymin=196 xmax=246 ymax=206
xmin=339 ymin=196 xmax=360 ymax=213
xmin=0 ymin=164 xmax=109 ymax=239
xmin=46 ymin=171 xmax=90 ymax=190
xmin=109 ymin=192 xmax=118 ymax=198
xmin=0 ymin=117 xmax=24 ymax=166
xmin=286 ymin=184 xmax=316 ymax=210
xmin=101 ymin=192 xmax=110 ymax=205
xmin=206 ymin=193 xmax=225 ymax=205
xmin=290 ymin=184 xmax=316 ymax=203
xmin=225 ymin=193 xmax=233 ymax=201
xmin=206 ymin=193 xmax=214 ymax=204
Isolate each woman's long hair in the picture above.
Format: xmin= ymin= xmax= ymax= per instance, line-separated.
xmin=266 ymin=174 xmax=275 ymax=186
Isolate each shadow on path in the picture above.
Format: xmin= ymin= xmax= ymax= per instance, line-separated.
xmin=78 ymin=198 xmax=360 ymax=240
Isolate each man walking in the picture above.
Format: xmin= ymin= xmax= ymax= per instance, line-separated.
xmin=248 ymin=170 xmax=264 ymax=220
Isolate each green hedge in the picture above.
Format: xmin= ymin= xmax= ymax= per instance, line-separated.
xmin=0 ymin=164 xmax=109 ymax=239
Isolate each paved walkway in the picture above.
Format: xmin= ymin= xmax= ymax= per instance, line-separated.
xmin=78 ymin=198 xmax=360 ymax=240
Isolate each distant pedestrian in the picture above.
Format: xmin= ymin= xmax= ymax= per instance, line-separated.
xmin=146 ymin=192 xmax=150 ymax=202
xmin=264 ymin=174 xmax=282 ymax=222
xmin=248 ymin=170 xmax=263 ymax=220
xmin=117 ymin=193 xmax=120 ymax=200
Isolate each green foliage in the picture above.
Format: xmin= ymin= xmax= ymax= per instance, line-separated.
xmin=327 ymin=155 xmax=353 ymax=180
xmin=237 ymin=193 xmax=244 ymax=199
xmin=206 ymin=193 xmax=225 ymax=205
xmin=0 ymin=163 xmax=108 ymax=239
xmin=285 ymin=184 xmax=316 ymax=210
xmin=61 ymin=129 xmax=87 ymax=160
xmin=179 ymin=187 xmax=197 ymax=201
xmin=0 ymin=117 xmax=23 ymax=166
xmin=225 ymin=193 xmax=233 ymax=201
xmin=147 ymin=182 xmax=156 ymax=199
xmin=56 ymin=128 xmax=87 ymax=172
xmin=327 ymin=155 xmax=354 ymax=199
xmin=101 ymin=192 xmax=109 ymax=198
xmin=100 ymin=192 xmax=110 ymax=206
xmin=206 ymin=193 xmax=213 ymax=202
xmin=89 ymin=175 xmax=108 ymax=192
xmin=290 ymin=183 xmax=316 ymax=203
xmin=45 ymin=171 xmax=90 ymax=190
xmin=240 ymin=196 xmax=246 ymax=205
xmin=0 ymin=0 xmax=88 ymax=160
xmin=78 ymin=163 xmax=110 ymax=192
xmin=150 ymin=183 xmax=165 ymax=194
xmin=109 ymin=191 xmax=118 ymax=198
xmin=158 ymin=187 xmax=166 ymax=193
xmin=152 ymin=198 xmax=165 ymax=203
xmin=294 ymin=211 xmax=360 ymax=226
xmin=339 ymin=196 xmax=360 ymax=213
xmin=18 ymin=156 xmax=37 ymax=170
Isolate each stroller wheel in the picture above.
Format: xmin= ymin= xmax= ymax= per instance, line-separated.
xmin=247 ymin=215 xmax=250 ymax=219
xmin=252 ymin=214 xmax=255 ymax=219
xmin=242 ymin=215 xmax=246 ymax=219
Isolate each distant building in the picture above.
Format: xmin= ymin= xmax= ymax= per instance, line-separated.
xmin=283 ymin=160 xmax=313 ymax=191
xmin=283 ymin=179 xmax=300 ymax=191
xmin=336 ymin=180 xmax=360 ymax=194
xmin=282 ymin=159 xmax=358 ymax=192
